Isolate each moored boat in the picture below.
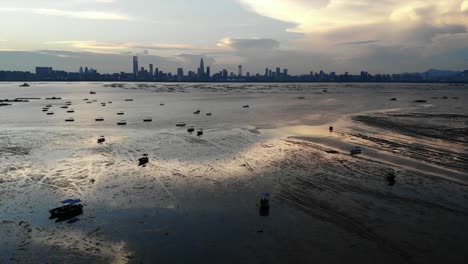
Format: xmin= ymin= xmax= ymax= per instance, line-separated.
xmin=138 ymin=154 xmax=149 ymax=166
xmin=350 ymin=146 xmax=362 ymax=155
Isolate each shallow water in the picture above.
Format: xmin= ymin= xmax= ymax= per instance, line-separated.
xmin=1 ymin=82 xmax=468 ymax=263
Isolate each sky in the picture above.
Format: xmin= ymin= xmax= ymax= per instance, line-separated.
xmin=0 ymin=0 xmax=467 ymax=74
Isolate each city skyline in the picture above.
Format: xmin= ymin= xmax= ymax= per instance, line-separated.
xmin=1 ymin=56 xmax=467 ymax=82
xmin=1 ymin=0 xmax=468 ymax=74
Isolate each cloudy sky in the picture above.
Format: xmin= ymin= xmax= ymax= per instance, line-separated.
xmin=1 ymin=0 xmax=467 ymax=74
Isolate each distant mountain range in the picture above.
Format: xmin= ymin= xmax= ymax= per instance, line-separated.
xmin=400 ymin=69 xmax=468 ymax=81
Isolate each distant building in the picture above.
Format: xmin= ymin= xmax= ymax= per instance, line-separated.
xmin=149 ymin=64 xmax=154 ymax=78
xmin=177 ymin=68 xmax=184 ymax=81
xmin=133 ymin=56 xmax=139 ymax=80
xmin=198 ymin=58 xmax=205 ymax=80
xmin=35 ymin=67 xmax=53 ymax=80
xmin=206 ymin=66 xmax=211 ymax=79
xmin=238 ymin=65 xmax=243 ymax=77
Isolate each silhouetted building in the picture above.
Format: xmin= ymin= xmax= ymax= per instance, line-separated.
xmin=133 ymin=56 xmax=139 ymax=80
xmin=206 ymin=66 xmax=211 ymax=80
xmin=35 ymin=67 xmax=52 ymax=79
xmin=276 ymin=67 xmax=281 ymax=80
xmin=149 ymin=64 xmax=154 ymax=79
xmin=238 ymin=65 xmax=243 ymax=77
xmin=177 ymin=68 xmax=184 ymax=81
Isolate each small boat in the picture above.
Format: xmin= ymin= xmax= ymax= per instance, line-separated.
xmin=323 ymin=89 xmax=328 ymax=93
xmin=259 ymin=192 xmax=270 ymax=209
xmin=66 ymin=101 xmax=72 ymax=105
xmin=160 ymin=103 xmax=165 ymax=106
xmin=46 ymin=97 xmax=62 ymax=100
xmin=108 ymin=101 xmax=112 ymax=104
xmin=92 ymin=100 xmax=98 ymax=102
xmin=97 ymin=136 xmax=105 ymax=143
xmin=61 ymin=105 xmax=68 ymax=109
xmin=350 ymin=147 xmax=362 ymax=155
xmin=390 ymin=98 xmax=397 ymax=101
xmin=67 ymin=109 xmax=75 ymax=113
xmin=176 ymin=122 xmax=186 ymax=127
xmin=386 ymin=173 xmax=396 ymax=186
xmin=46 ymin=104 xmax=52 ymax=107
xmin=117 ymin=120 xmax=127 ymax=125
xmin=143 ymin=117 xmax=152 ymax=122
xmin=19 ymin=83 xmax=30 ymax=87
xmin=86 ymin=101 xmax=92 ymax=104
xmin=65 ymin=117 xmax=74 ymax=122
xmin=206 ymin=113 xmax=212 ymax=116
xmin=197 ymin=129 xmax=204 ymax=136
xmin=90 ymin=91 xmax=96 ymax=94
xmin=47 ymin=112 xmax=54 ymax=115
xmin=125 ymin=99 xmax=134 ymax=102
xmin=83 ymin=98 xmax=89 ymax=101
xmin=49 ymin=200 xmax=83 ymax=220
xmin=297 ymin=96 xmax=305 ymax=99
xmin=243 ymin=105 xmax=250 ymax=108
xmin=117 ymin=111 xmax=124 ymax=115
xmin=193 ymin=110 xmax=200 ymax=114
xmin=95 ymin=117 xmax=104 ymax=121
xmin=187 ymin=126 xmax=195 ymax=133
xmin=138 ymin=154 xmax=149 ymax=166
xmin=101 ymin=103 xmax=106 ymax=106
xmin=0 ymin=103 xmax=12 ymax=106
xmin=42 ymin=108 xmax=49 ymax=112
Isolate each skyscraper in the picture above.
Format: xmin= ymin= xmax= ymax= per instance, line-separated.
xmin=199 ymin=58 xmax=205 ymax=76
xmin=238 ymin=65 xmax=242 ymax=77
xmin=133 ymin=56 xmax=139 ymax=80
xmin=206 ymin=66 xmax=211 ymax=79
xmin=177 ymin=68 xmax=184 ymax=81
xmin=149 ymin=64 xmax=154 ymax=79
xmin=276 ymin=67 xmax=281 ymax=79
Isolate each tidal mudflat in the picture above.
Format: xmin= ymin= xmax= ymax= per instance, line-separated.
xmin=1 ymin=82 xmax=467 ymax=263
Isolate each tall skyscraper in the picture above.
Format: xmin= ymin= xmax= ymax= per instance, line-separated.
xmin=177 ymin=68 xmax=184 ymax=81
xmin=133 ymin=56 xmax=139 ymax=80
xmin=238 ymin=65 xmax=242 ymax=77
xmin=199 ymin=58 xmax=205 ymax=76
xmin=149 ymin=64 xmax=154 ymax=78
xmin=206 ymin=66 xmax=211 ymax=79
xmin=79 ymin=67 xmax=83 ymax=75
xmin=265 ymin=68 xmax=269 ymax=77
xmin=276 ymin=67 xmax=281 ymax=79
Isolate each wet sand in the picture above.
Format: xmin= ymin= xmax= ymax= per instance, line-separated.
xmin=1 ymin=82 xmax=468 ymax=263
